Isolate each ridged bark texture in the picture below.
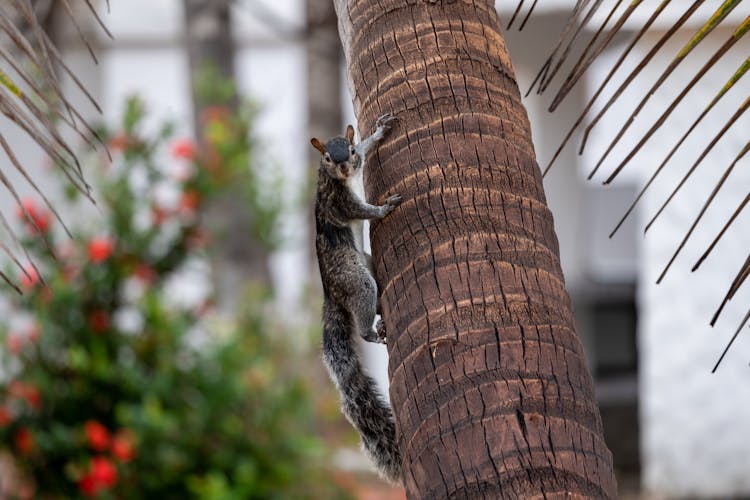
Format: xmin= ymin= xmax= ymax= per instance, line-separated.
xmin=333 ymin=1 xmax=617 ymax=498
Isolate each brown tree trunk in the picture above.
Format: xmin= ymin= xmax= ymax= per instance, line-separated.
xmin=333 ymin=1 xmax=617 ymax=498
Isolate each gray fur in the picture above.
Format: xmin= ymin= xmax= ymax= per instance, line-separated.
xmin=313 ymin=114 xmax=403 ymax=484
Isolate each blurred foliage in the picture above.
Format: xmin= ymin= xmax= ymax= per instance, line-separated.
xmin=193 ymin=63 xmax=285 ymax=251
xmin=0 ymin=97 xmax=351 ymax=500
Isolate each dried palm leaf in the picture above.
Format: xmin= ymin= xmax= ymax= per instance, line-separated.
xmin=548 ymin=0 xmax=642 ymax=112
xmin=507 ymin=0 xmax=526 ymax=29
xmin=605 ymin=17 xmax=750 ymax=185
xmin=525 ymin=0 xmax=592 ymax=97
xmin=539 ymin=0 xmax=605 ymax=93
xmin=643 ymin=95 xmax=749 ymax=234
xmin=0 ymin=0 xmax=108 ymax=291
xmin=519 ymin=0 xmax=750 ymax=366
xmin=542 ymin=0 xmax=674 ymax=176
xmin=711 ymin=254 xmax=750 ymax=327
xmin=583 ymin=0 xmax=738 ymax=179
xmin=608 ymin=56 xmax=750 ymax=238
xmin=712 ymin=308 xmax=750 ymax=373
xmin=518 ymin=0 xmax=539 ymax=31
xmin=693 ymin=194 xmax=749 ymax=275
xmin=656 ymin=141 xmax=750 ymax=285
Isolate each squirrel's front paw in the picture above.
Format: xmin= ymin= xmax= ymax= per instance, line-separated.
xmin=385 ymin=194 xmax=402 ymax=206
xmin=376 ymin=113 xmax=398 ymax=130
xmin=381 ymin=194 xmax=402 ymax=216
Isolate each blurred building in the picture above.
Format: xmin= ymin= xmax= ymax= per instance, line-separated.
xmin=0 ymin=1 xmax=748 ymax=497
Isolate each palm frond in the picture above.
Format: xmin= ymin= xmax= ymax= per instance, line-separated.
xmin=605 ymin=17 xmax=749 ymax=185
xmin=693 ymin=192 xmax=749 ymax=274
xmin=608 ymin=55 xmax=749 ymax=238
xmin=712 ymin=308 xmax=750 ymax=373
xmin=655 ymin=140 xmax=749 ymax=285
xmin=518 ymin=0 xmax=539 ymax=31
xmin=541 ymin=0 xmax=606 ymax=94
xmin=643 ymin=95 xmax=749 ymax=237
xmin=524 ymin=0 xmax=591 ymax=97
xmin=711 ymin=253 xmax=750 ymax=327
xmin=518 ymin=0 xmax=750 ymax=368
xmin=548 ymin=0 xmax=634 ymax=112
xmin=589 ymin=6 xmax=745 ymax=178
xmin=0 ymin=0 xmax=107 ymax=291
xmin=542 ymin=0 xmax=674 ymax=176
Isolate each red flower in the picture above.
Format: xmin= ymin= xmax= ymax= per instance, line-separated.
xmin=84 ymin=421 xmax=111 ymax=452
xmin=152 ymin=206 xmax=171 ymax=226
xmin=88 ymin=237 xmax=114 ymax=263
xmin=88 ymin=310 xmax=110 ymax=333
xmin=14 ymin=427 xmax=34 ymax=455
xmin=19 ymin=266 xmax=39 ymax=290
xmin=171 ymin=139 xmax=196 ymax=160
xmin=112 ymin=430 xmax=136 ymax=462
xmin=0 ymin=406 xmax=12 ymax=426
xmin=78 ymin=457 xmax=118 ymax=497
xmin=180 ymin=190 xmax=200 ymax=213
xmin=78 ymin=474 xmax=98 ymax=497
xmin=134 ymin=264 xmax=157 ymax=284
xmin=108 ymin=133 xmax=130 ymax=152
xmin=200 ymin=105 xmax=231 ymax=124
xmin=6 ymin=333 xmax=24 ymax=354
xmin=8 ymin=381 xmax=40 ymax=409
xmin=27 ymin=321 xmax=41 ymax=343
xmin=23 ymin=386 xmax=41 ymax=410
xmin=62 ymin=265 xmax=79 ymax=283
xmin=8 ymin=380 xmax=25 ymax=398
xmin=15 ymin=197 xmax=52 ymax=234
xmin=91 ymin=457 xmax=117 ymax=487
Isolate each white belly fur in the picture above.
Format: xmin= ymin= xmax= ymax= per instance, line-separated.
xmin=346 ymin=166 xmax=366 ymax=254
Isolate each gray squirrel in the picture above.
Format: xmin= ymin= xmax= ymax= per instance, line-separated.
xmin=310 ymin=113 xmax=402 ymax=484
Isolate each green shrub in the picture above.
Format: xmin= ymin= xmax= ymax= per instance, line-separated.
xmin=0 ymin=97 xmax=350 ymax=500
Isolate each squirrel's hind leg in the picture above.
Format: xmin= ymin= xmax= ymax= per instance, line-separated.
xmin=348 ymin=270 xmax=383 ymax=344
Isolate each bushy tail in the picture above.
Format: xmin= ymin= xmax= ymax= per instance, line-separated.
xmin=322 ymin=309 xmax=402 ymax=484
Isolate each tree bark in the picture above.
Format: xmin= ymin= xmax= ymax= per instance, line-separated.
xmin=333 ymin=1 xmax=617 ymax=498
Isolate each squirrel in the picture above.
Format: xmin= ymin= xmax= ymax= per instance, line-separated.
xmin=310 ymin=113 xmax=402 ymax=484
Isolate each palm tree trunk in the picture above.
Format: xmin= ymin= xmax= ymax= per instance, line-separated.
xmin=333 ymin=1 xmax=616 ymax=498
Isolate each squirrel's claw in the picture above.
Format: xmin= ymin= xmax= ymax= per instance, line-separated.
xmin=376 ymin=113 xmax=398 ymax=130
xmin=385 ymin=194 xmax=403 ymax=206
xmin=376 ymin=319 xmax=387 ymax=344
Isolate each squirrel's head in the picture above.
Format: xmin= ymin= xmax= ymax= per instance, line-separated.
xmin=311 ymin=125 xmax=360 ymax=181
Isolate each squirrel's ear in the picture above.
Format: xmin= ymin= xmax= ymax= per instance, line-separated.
xmin=345 ymin=125 xmax=355 ymax=144
xmin=310 ymin=138 xmax=326 ymax=154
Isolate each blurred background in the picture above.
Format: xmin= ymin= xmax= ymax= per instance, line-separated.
xmin=0 ymin=1 xmax=748 ymax=498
